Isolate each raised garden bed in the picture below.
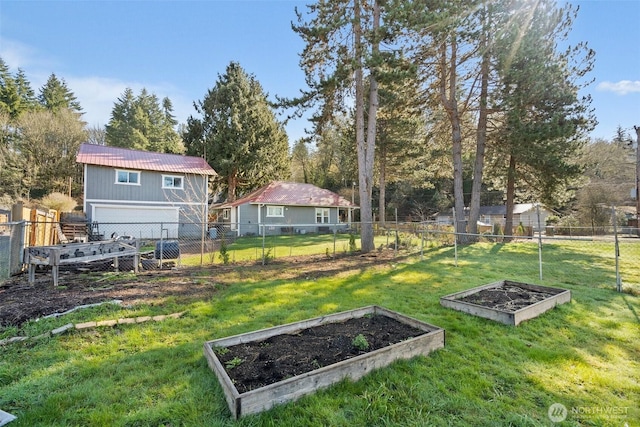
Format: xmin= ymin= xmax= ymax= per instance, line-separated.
xmin=203 ymin=305 xmax=445 ymax=419
xmin=440 ymin=280 xmax=571 ymax=326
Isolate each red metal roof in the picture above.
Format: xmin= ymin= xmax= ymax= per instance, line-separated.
xmin=219 ymin=182 xmax=358 ymax=208
xmin=76 ymin=143 xmax=217 ymax=176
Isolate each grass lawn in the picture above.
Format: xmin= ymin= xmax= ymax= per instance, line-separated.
xmin=179 ymin=233 xmax=401 ymax=266
xmin=0 ymin=240 xmax=638 ymax=426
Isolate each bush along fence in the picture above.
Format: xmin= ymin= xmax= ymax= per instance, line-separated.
xmin=1 ymin=219 xmax=638 ymax=295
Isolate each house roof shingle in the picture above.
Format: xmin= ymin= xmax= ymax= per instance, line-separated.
xmin=76 ymin=143 xmax=217 ymax=176
xmin=216 ymin=182 xmax=358 ymax=208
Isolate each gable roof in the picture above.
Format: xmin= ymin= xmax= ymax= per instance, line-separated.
xmin=76 ymin=143 xmax=217 ymax=176
xmin=216 ymin=182 xmax=358 ymax=208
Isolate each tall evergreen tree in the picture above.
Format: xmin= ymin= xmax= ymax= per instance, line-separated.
xmin=374 ymin=61 xmax=428 ymax=225
xmin=38 ymin=73 xmax=83 ymax=113
xmin=491 ymin=0 xmax=595 ymax=235
xmin=0 ymin=58 xmax=24 ymax=119
xmin=183 ymin=62 xmax=290 ymax=201
xmin=408 ymin=0 xmax=483 ymax=235
xmin=15 ymin=69 xmax=38 ymax=111
xmin=291 ymin=0 xmax=410 ymax=252
xmin=105 ymin=88 xmax=184 ymax=153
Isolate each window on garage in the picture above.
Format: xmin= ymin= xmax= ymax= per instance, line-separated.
xmin=162 ymin=175 xmax=183 ymax=189
xmin=116 ymin=169 xmax=140 ymax=185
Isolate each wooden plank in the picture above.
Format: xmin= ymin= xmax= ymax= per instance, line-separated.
xmin=512 ymin=289 xmax=571 ymax=325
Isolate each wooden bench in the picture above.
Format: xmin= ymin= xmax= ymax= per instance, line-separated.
xmin=24 ymin=239 xmax=140 ymax=286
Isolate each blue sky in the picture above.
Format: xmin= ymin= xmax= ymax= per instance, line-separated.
xmin=1 ymin=0 xmax=638 ymax=143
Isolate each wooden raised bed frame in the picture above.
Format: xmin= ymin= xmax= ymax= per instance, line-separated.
xmin=203 ymin=305 xmax=445 ymax=419
xmin=439 ymin=280 xmax=571 ymax=326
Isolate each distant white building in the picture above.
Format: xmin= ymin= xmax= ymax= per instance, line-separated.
xmin=435 ymin=203 xmax=553 ymax=231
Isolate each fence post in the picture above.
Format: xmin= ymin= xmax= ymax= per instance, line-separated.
xmin=452 ymin=207 xmax=458 ymax=267
xmin=612 ymin=206 xmax=621 ymax=292
xmin=536 ymin=204 xmax=543 ymax=281
xmin=420 ymin=229 xmax=424 ymax=261
xmin=262 ymin=223 xmax=266 ymax=266
xmin=333 ymin=223 xmax=337 ymax=257
xmin=394 ymin=208 xmax=398 ymax=256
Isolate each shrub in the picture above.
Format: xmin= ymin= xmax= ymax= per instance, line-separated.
xmin=348 ymin=233 xmax=357 ymax=253
xmin=40 ymin=192 xmax=76 ymax=212
xmin=218 ymin=240 xmax=230 ymax=265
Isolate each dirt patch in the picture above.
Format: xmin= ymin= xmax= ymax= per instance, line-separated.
xmin=0 ymin=251 xmax=401 ymax=328
xmin=214 ymin=314 xmax=428 ymax=394
xmin=457 ymin=281 xmax=558 ymax=312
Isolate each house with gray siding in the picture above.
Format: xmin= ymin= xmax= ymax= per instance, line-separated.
xmin=76 ymin=143 xmax=216 ymax=239
xmin=212 ymin=182 xmax=358 ymax=236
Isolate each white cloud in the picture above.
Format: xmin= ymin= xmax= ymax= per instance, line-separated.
xmin=67 ymin=76 xmax=194 ymax=128
xmin=1 ymin=37 xmax=194 ymax=127
xmin=0 ymin=38 xmax=38 ymax=69
xmin=596 ymin=80 xmax=640 ymax=95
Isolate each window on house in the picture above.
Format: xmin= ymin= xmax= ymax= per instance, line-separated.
xmin=116 ymin=169 xmax=140 ymax=185
xmin=222 ymin=209 xmax=230 ymax=220
xmin=162 ymin=175 xmax=183 ymax=189
xmin=316 ymin=208 xmax=330 ymax=224
xmin=266 ymin=205 xmax=284 ymax=217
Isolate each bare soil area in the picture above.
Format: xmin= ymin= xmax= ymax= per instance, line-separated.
xmin=0 ymin=251 xmax=401 ymax=327
xmin=457 ymin=281 xmax=558 ymax=312
xmin=214 ymin=314 xmax=429 ymax=394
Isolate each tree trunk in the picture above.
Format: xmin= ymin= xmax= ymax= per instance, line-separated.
xmin=379 ymin=142 xmax=387 ymax=228
xmin=635 ymin=126 xmax=640 ymax=221
xmin=227 ymin=169 xmax=238 ymax=202
xmin=469 ymin=4 xmax=490 ymax=238
xmin=504 ymin=155 xmax=516 ymax=241
xmin=439 ymin=36 xmax=466 ymax=237
xmin=354 ymin=0 xmax=379 ymax=254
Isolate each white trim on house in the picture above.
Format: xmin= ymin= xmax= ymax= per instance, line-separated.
xmin=83 ymin=164 xmax=88 ymax=214
xmin=84 ymin=198 xmax=204 ymax=206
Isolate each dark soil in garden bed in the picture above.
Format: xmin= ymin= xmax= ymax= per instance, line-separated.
xmin=214 ymin=315 xmax=429 ymax=394
xmin=457 ymin=281 xmax=558 ymax=312
xmin=0 ymin=251 xmax=402 ymax=327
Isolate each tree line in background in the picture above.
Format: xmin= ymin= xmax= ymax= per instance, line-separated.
xmin=0 ymin=0 xmax=637 ymax=253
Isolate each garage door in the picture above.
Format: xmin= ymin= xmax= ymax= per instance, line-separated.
xmin=93 ymin=205 xmax=179 ymax=239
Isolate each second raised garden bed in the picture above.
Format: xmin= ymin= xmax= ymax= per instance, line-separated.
xmin=203 ymin=305 xmax=445 ymax=418
xmin=440 ymin=280 xmax=571 ymax=325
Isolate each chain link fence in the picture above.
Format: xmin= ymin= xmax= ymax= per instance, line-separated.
xmin=1 ymin=219 xmax=638 ymax=295
xmin=420 ymin=222 xmax=639 ymax=294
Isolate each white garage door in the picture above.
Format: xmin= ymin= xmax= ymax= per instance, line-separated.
xmin=93 ymin=205 xmax=179 ymax=239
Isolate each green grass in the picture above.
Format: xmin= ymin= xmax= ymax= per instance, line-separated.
xmin=0 ymin=240 xmax=638 ymax=426
xmin=180 ymin=233 xmax=406 ymax=266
